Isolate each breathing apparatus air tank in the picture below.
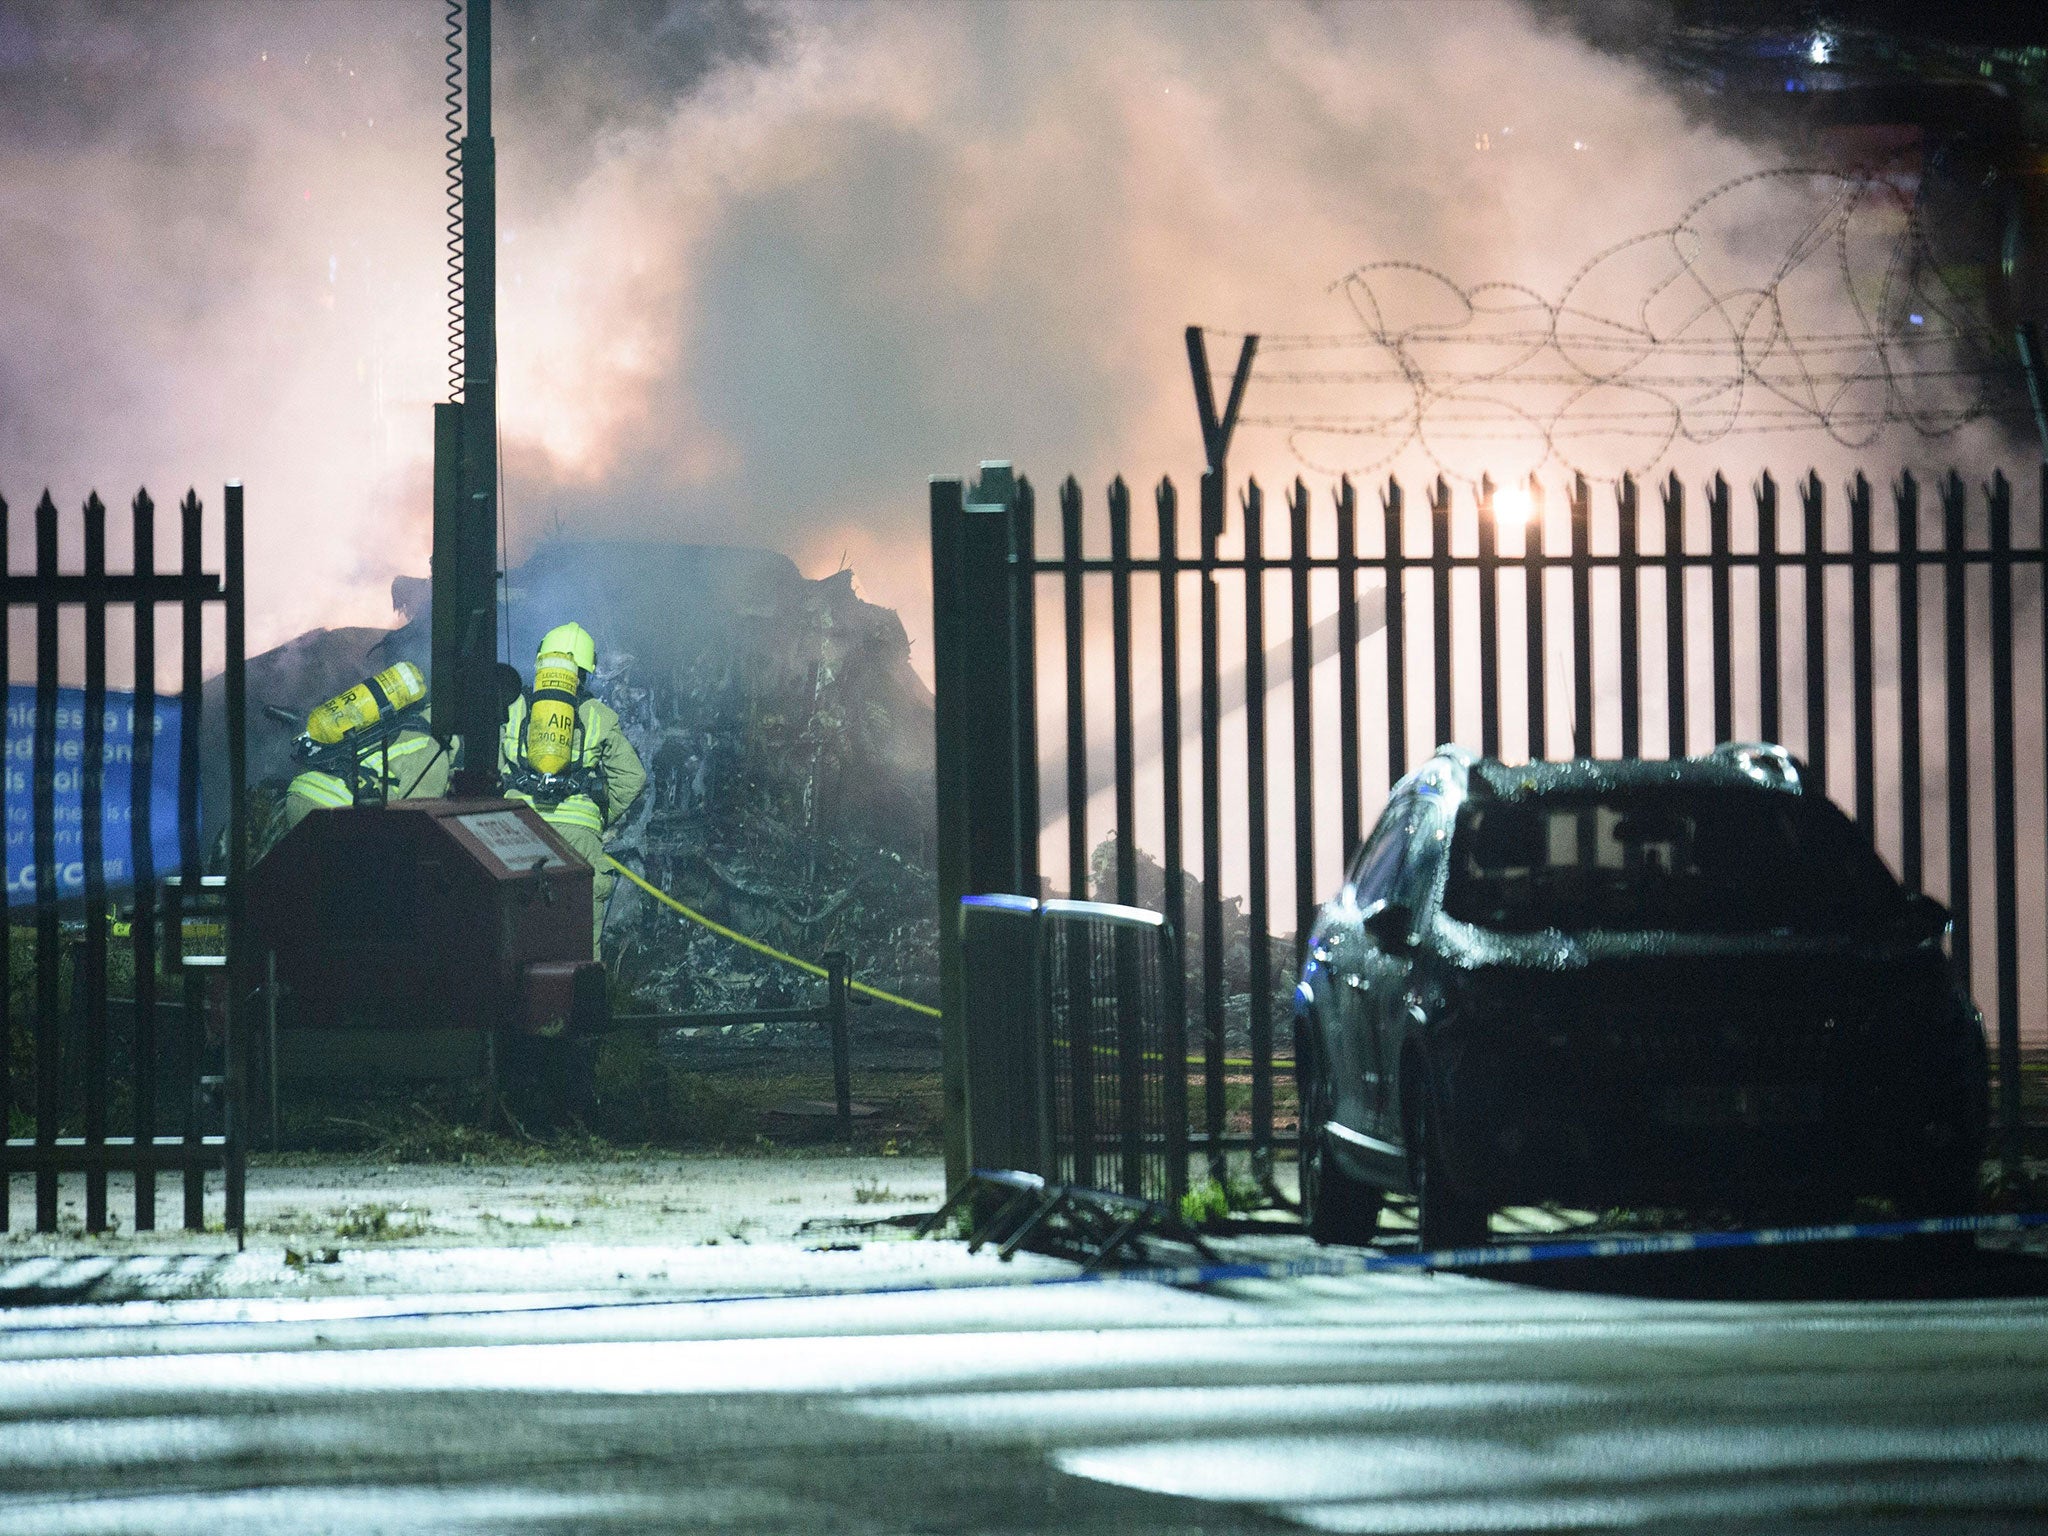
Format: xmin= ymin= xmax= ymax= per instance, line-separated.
xmin=524 ymin=654 xmax=582 ymax=775
xmin=305 ymin=662 xmax=428 ymax=746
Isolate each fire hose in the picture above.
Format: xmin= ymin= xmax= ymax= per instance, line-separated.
xmin=604 ymin=856 xmax=941 ymax=1019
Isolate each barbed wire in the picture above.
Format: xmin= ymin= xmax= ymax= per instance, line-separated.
xmin=1207 ymin=168 xmax=2023 ymax=481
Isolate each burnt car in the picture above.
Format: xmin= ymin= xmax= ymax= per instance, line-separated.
xmin=1294 ymin=743 xmax=1987 ymax=1249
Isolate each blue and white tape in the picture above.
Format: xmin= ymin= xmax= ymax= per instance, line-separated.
xmin=1089 ymin=1209 xmax=2048 ymax=1291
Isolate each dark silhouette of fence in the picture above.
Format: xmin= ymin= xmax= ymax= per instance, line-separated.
xmin=1 ymin=485 xmax=247 ymax=1236
xmin=933 ymin=447 xmax=2046 ymax=1193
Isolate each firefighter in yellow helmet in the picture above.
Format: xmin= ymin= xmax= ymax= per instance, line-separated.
xmin=500 ymin=622 xmax=647 ymax=957
xmin=279 ymin=662 xmax=452 ymax=832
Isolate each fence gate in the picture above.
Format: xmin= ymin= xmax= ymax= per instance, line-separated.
xmin=1 ymin=485 xmax=247 ymax=1236
xmin=957 ymin=894 xmax=1186 ymax=1208
xmin=934 ymin=429 xmax=2047 ymax=1196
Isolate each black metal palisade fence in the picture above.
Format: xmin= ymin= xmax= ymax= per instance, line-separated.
xmin=0 ymin=485 xmax=247 ymax=1236
xmin=933 ymin=458 xmax=2048 ymax=1195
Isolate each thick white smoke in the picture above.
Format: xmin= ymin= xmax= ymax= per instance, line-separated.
xmin=4 ymin=4 xmax=2037 ymax=1036
xmin=7 ymin=0 xmax=2011 ymax=662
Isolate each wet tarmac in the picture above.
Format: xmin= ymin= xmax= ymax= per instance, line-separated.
xmin=3 ymin=1232 xmax=2046 ymax=1533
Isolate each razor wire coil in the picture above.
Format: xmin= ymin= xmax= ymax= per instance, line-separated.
xmin=1204 ymin=169 xmax=2026 ymax=482
xmin=442 ymin=0 xmax=465 ymax=402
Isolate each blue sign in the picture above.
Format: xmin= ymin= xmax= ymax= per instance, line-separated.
xmin=4 ymin=685 xmax=186 ymax=902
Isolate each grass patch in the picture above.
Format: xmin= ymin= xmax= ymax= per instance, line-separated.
xmin=328 ymin=1203 xmax=430 ymax=1241
xmin=1179 ymin=1173 xmax=1265 ymax=1226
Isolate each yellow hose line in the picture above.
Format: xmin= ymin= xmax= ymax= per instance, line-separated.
xmin=605 ymin=857 xmax=941 ymax=1019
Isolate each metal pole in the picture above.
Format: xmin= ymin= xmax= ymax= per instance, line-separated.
xmin=1849 ymin=473 xmax=1877 ymax=834
xmin=1986 ymin=474 xmax=2022 ymax=1179
xmin=0 ymin=491 xmax=8 ymax=1233
xmin=178 ymin=492 xmax=204 ymax=1232
xmin=1941 ymin=472 xmax=1973 ymax=987
xmin=1429 ymin=479 xmax=1452 ymax=749
xmin=1334 ymin=479 xmax=1361 ymax=847
xmin=130 ymin=490 xmax=158 ymax=1233
xmin=224 ymin=481 xmax=248 ymax=1240
xmin=1384 ymin=479 xmax=1409 ymax=780
xmin=434 ymin=0 xmax=501 ymax=795
xmin=1802 ymin=473 xmax=1828 ymax=793
xmin=32 ymin=493 xmax=58 ymax=1233
xmin=1757 ymin=473 xmax=1781 ymax=745
xmin=1895 ymin=473 xmax=1923 ymax=892
xmin=1708 ymin=474 xmax=1733 ymax=747
xmin=1242 ymin=482 xmax=1272 ymax=1181
xmin=1155 ymin=479 xmax=1188 ymax=1204
xmin=82 ymin=492 xmax=109 ymax=1234
xmin=1662 ymin=474 xmax=1686 ymax=759
xmin=1522 ymin=477 xmax=1544 ymax=762
xmin=826 ymin=951 xmax=851 ymax=1140
xmin=930 ymin=476 xmax=969 ymax=1190
xmin=1569 ymin=475 xmax=1593 ymax=757
xmin=1476 ymin=477 xmax=1500 ymax=758
xmin=2016 ymin=322 xmax=2048 ymax=463
xmin=266 ymin=950 xmax=280 ymax=1151
xmin=1617 ymin=476 xmax=1641 ymax=760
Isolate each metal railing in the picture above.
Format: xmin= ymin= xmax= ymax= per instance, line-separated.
xmin=607 ymin=950 xmax=856 ymax=1136
xmin=959 ymin=895 xmax=1186 ymax=1208
xmin=1 ymin=486 xmax=247 ymax=1236
xmin=933 ymin=454 xmax=2048 ymax=1190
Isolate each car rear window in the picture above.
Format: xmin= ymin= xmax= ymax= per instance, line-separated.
xmin=1442 ymin=789 xmax=1902 ymax=935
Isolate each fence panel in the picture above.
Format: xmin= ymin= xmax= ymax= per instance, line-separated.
xmin=0 ymin=484 xmax=246 ymax=1236
xmin=956 ymin=895 xmax=1187 ymax=1209
xmin=933 ymin=461 xmax=2048 ymax=1196
xmin=1041 ymin=899 xmax=1184 ymax=1208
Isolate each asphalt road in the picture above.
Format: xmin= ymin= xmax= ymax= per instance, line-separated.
xmin=3 ymin=1240 xmax=2047 ymax=1534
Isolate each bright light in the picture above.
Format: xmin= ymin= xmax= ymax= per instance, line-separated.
xmin=1495 ymin=483 xmax=1536 ymax=525
xmin=1808 ymin=32 xmax=1834 ymax=65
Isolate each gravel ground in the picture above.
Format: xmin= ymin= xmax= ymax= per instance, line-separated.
xmin=0 ymin=1153 xmax=958 ymax=1303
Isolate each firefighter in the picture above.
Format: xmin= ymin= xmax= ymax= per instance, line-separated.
xmin=278 ymin=664 xmax=451 ymax=832
xmin=500 ymin=621 xmax=647 ymax=957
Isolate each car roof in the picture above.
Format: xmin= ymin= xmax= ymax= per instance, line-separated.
xmin=1397 ymin=742 xmax=1808 ymax=812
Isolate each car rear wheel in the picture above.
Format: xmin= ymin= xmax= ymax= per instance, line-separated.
xmin=1299 ymin=1044 xmax=1384 ymax=1247
xmin=1409 ymin=1084 xmax=1490 ymax=1253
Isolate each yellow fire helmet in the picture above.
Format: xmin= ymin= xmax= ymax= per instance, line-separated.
xmin=537 ymin=621 xmax=596 ymax=674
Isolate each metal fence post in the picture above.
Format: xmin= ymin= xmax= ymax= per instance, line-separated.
xmin=932 ymin=465 xmax=1033 ymax=1187
xmin=225 ymin=481 xmax=248 ymax=1238
xmin=177 ymin=491 xmax=205 ymax=1232
xmin=131 ymin=490 xmax=158 ymax=1232
xmin=32 ymin=492 xmax=59 ymax=1234
xmin=931 ymin=475 xmax=971 ymax=1189
xmin=825 ymin=950 xmax=851 ymax=1140
xmin=1986 ymin=473 xmax=2021 ymax=1179
xmin=82 ymin=492 xmax=109 ymax=1234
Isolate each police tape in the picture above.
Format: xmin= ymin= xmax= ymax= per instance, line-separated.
xmin=7 ymin=1206 xmax=2039 ymax=1335
xmin=1085 ymin=1207 xmax=2048 ymax=1289
xmin=604 ymin=856 xmax=942 ymax=1019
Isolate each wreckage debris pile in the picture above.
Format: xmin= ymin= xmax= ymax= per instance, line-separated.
xmin=231 ymin=541 xmax=941 ymax=1046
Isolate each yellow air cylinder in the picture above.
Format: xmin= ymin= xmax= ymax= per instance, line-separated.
xmin=305 ymin=661 xmax=427 ymax=746
xmin=524 ymin=657 xmax=581 ymax=775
